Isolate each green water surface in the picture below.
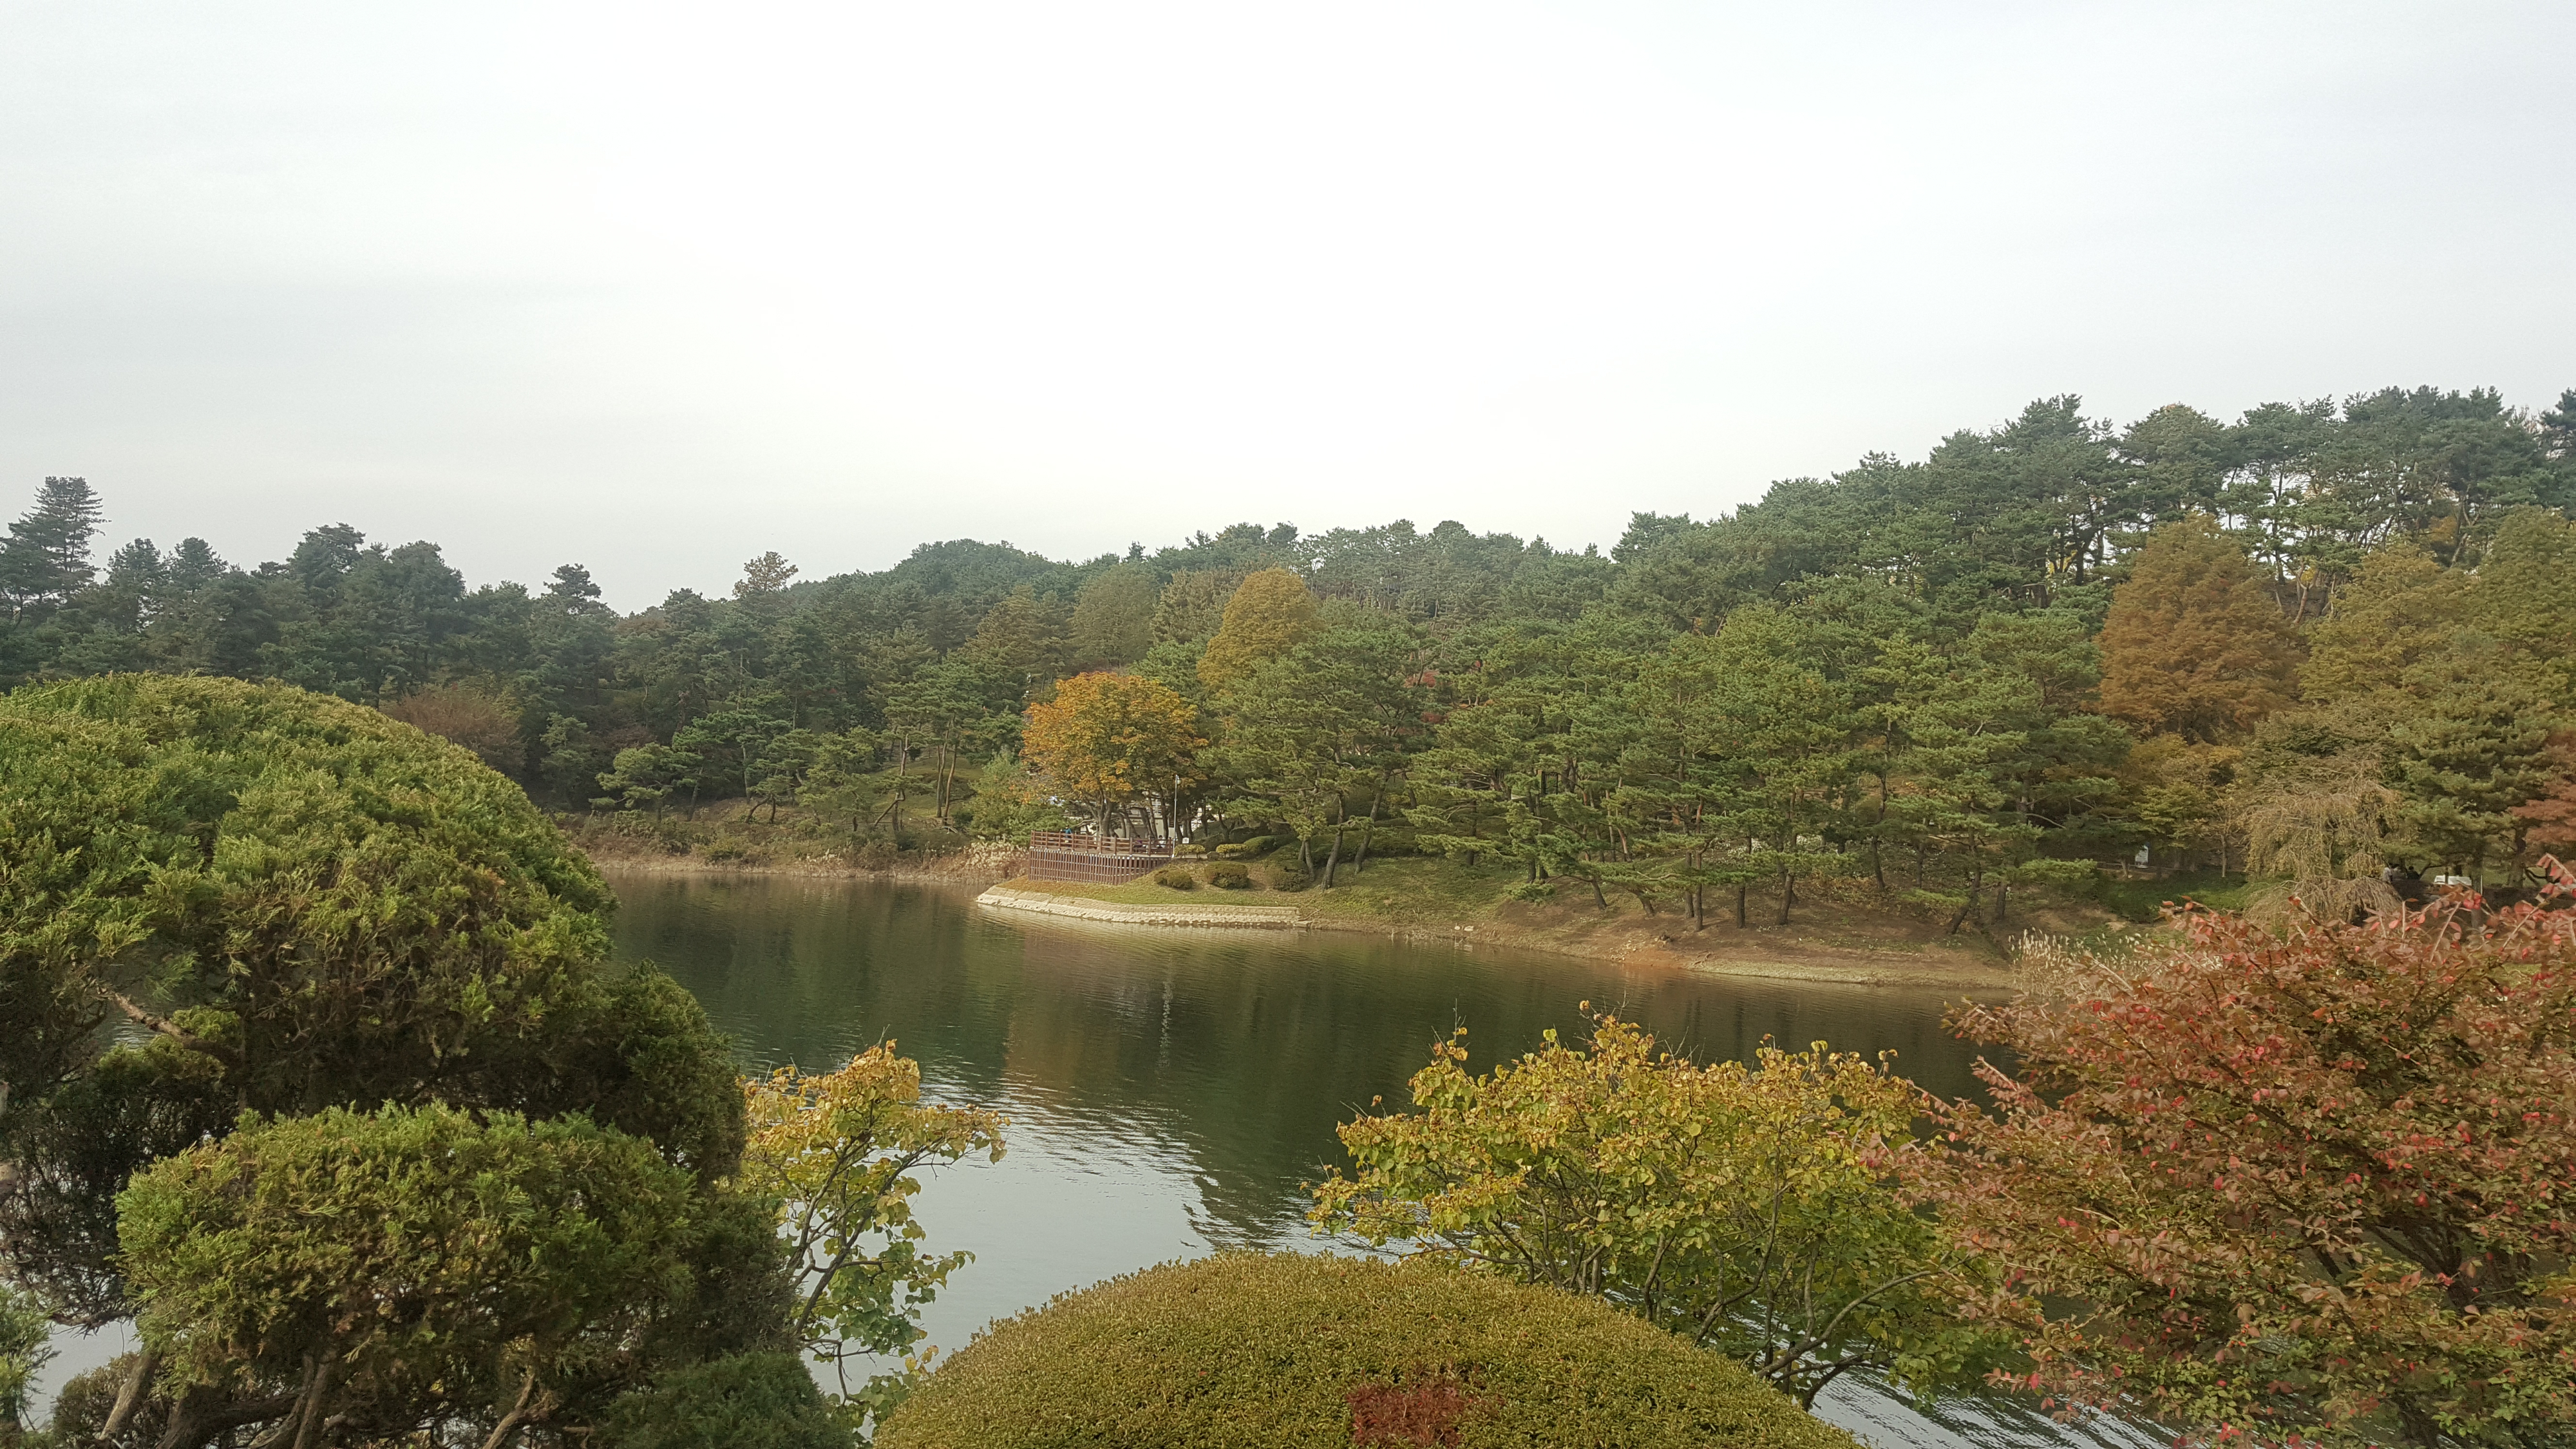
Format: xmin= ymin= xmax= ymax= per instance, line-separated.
xmin=605 ymin=870 xmax=1999 ymax=1381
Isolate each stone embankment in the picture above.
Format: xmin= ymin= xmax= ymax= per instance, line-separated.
xmin=974 ymin=884 xmax=1307 ymax=929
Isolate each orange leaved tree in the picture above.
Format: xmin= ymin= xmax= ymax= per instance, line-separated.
xmin=1019 ymin=672 xmax=1204 ymax=842
xmin=1911 ymin=876 xmax=2576 ymax=1448
xmin=2098 ymin=513 xmax=2300 ymax=743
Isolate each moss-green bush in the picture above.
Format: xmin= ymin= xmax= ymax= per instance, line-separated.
xmin=0 ymin=676 xmax=748 ymax=1320
xmin=1207 ymin=862 xmax=1253 ymax=890
xmin=597 ymin=1352 xmax=849 ymax=1449
xmin=876 ymin=1253 xmax=1857 ymax=1449
xmin=1150 ymin=866 xmax=1198 ymax=890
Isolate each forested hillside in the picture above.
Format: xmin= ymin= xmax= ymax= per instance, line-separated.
xmin=8 ymin=384 xmax=2575 ymax=917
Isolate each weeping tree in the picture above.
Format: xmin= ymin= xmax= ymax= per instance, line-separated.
xmin=2235 ymin=746 xmax=2403 ymax=921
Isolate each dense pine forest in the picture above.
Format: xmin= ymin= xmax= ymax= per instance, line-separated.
xmin=9 ymin=384 xmax=2576 ymax=919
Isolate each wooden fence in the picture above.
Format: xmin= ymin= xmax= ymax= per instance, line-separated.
xmin=1025 ymin=830 xmax=1173 ymax=886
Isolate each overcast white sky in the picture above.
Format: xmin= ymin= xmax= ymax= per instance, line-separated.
xmin=2 ymin=1 xmax=2570 ymax=610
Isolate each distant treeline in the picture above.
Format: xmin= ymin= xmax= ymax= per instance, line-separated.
xmin=8 ymin=384 xmax=2575 ymax=914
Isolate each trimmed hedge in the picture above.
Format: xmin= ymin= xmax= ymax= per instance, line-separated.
xmin=597 ymin=1352 xmax=849 ymax=1449
xmin=876 ymin=1253 xmax=1859 ymax=1449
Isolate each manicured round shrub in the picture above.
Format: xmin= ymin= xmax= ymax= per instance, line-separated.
xmin=1151 ymin=865 xmax=1198 ymax=890
xmin=1207 ymin=862 xmax=1253 ymax=890
xmin=876 ymin=1253 xmax=1857 ymax=1449
xmin=598 ymin=1352 xmax=849 ymax=1449
xmin=0 ymin=676 xmax=745 ymax=1320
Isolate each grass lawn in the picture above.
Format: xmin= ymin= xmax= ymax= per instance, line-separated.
xmin=2094 ymin=870 xmax=2256 ymax=921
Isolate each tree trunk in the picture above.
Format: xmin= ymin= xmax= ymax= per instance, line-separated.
xmin=1776 ymin=866 xmax=1794 ymax=925
xmin=1735 ymin=883 xmax=1750 ymax=927
xmin=288 ymin=1352 xmax=339 ymax=1449
xmin=1319 ymin=802 xmax=1347 ymax=887
xmin=1873 ymin=771 xmax=1891 ymax=891
xmin=478 ymin=1372 xmax=543 ymax=1449
xmin=99 ymin=1346 xmax=162 ymax=1444
xmin=943 ymin=732 xmax=962 ymax=822
xmin=155 ymin=1385 xmax=299 ymax=1449
xmin=1350 ymin=783 xmax=1385 ymax=874
xmin=1946 ymin=869 xmax=1984 ymax=934
xmin=889 ymin=734 xmax=910 ymax=840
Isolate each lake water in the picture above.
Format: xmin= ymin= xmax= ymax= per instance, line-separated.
xmin=607 ymin=870 xmax=2152 ymax=1449
xmin=32 ymin=869 xmax=2148 ymax=1448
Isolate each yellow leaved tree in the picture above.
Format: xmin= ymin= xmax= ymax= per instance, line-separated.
xmin=1019 ymin=671 xmax=1203 ymax=841
xmin=1312 ymin=1013 xmax=2005 ymax=1408
xmin=1196 ymin=567 xmax=1318 ymax=693
xmin=732 ymin=1045 xmax=1005 ymax=1429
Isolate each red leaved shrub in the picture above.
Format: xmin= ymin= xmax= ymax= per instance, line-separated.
xmin=1347 ymin=1376 xmax=1473 ymax=1447
xmin=1911 ymin=867 xmax=2576 ymax=1448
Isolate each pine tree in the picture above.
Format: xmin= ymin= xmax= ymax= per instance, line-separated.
xmin=2098 ymin=514 xmax=2300 ymax=742
xmin=1067 ymin=562 xmax=1158 ymax=669
xmin=2386 ymin=659 xmax=2557 ymax=877
xmin=734 ymin=551 xmax=799 ymax=600
xmin=0 ymin=475 xmax=106 ymax=620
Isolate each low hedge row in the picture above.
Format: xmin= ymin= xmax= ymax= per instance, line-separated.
xmin=877 ymin=1253 xmax=1858 ymax=1449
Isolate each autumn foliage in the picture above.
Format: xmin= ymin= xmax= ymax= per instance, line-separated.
xmin=1019 ymin=670 xmax=1203 ymax=836
xmin=380 ymin=679 xmax=524 ymax=770
xmin=2098 ymin=514 xmax=2302 ymax=743
xmin=1913 ymin=875 xmax=2576 ymax=1448
xmin=734 ymin=1043 xmax=1006 ymax=1428
xmin=1196 ymin=566 xmax=1319 ymax=692
xmin=1314 ymin=1014 xmax=2003 ymax=1406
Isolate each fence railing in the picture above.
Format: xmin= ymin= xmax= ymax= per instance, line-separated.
xmin=1029 ymin=829 xmax=1166 ymax=852
xmin=1025 ymin=831 xmax=1173 ymax=886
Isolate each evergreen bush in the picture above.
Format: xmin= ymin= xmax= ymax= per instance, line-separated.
xmin=1207 ymin=863 xmax=1252 ymax=889
xmin=876 ymin=1253 xmax=1857 ymax=1449
xmin=1150 ymin=866 xmax=1198 ymax=890
xmin=596 ymin=1352 xmax=849 ymax=1449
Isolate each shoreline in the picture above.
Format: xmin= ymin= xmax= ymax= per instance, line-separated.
xmin=964 ymin=880 xmax=2019 ymax=992
xmin=587 ymin=853 xmax=2020 ymax=992
xmin=585 ymin=848 xmax=1021 ymax=889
